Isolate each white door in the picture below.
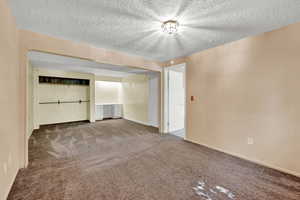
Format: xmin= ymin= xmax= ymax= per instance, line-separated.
xmin=168 ymin=69 xmax=185 ymax=132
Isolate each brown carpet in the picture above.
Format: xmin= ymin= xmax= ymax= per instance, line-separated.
xmin=8 ymin=119 xmax=300 ymax=200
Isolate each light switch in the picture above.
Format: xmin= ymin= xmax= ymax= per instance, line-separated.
xmin=247 ymin=137 xmax=254 ymax=145
xmin=191 ymin=96 xmax=195 ymax=102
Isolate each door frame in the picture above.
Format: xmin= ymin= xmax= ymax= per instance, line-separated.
xmin=164 ymin=63 xmax=186 ymax=137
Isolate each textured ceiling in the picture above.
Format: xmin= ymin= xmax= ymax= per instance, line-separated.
xmin=10 ymin=0 xmax=300 ymax=61
xmin=28 ymin=51 xmax=151 ymax=77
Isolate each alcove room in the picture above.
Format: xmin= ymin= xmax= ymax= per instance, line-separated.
xmin=25 ymin=51 xmax=160 ymax=165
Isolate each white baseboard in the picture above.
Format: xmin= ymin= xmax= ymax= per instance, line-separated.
xmin=124 ymin=118 xmax=153 ymax=127
xmin=4 ymin=167 xmax=19 ymax=200
xmin=148 ymin=123 xmax=159 ymax=128
xmin=185 ymin=138 xmax=300 ymax=178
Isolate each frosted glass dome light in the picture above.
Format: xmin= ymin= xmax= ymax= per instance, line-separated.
xmin=162 ymin=20 xmax=179 ymax=35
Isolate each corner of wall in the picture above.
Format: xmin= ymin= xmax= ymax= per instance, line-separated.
xmin=0 ymin=0 xmax=23 ymax=199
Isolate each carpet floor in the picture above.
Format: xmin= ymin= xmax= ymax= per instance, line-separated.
xmin=8 ymin=119 xmax=300 ymax=200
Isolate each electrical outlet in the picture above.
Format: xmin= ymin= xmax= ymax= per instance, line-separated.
xmin=247 ymin=137 xmax=254 ymax=145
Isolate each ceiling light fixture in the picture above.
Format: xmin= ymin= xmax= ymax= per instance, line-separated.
xmin=162 ymin=20 xmax=179 ymax=35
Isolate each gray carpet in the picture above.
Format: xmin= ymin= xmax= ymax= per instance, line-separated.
xmin=8 ymin=119 xmax=300 ymax=200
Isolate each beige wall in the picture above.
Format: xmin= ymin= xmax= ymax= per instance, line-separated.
xmin=0 ymin=0 xmax=20 ymax=199
xmin=95 ymin=75 xmax=122 ymax=82
xmin=95 ymin=76 xmax=123 ymax=105
xmin=19 ymin=30 xmax=162 ymax=72
xmin=122 ymin=75 xmax=149 ymax=125
xmin=95 ymin=81 xmax=122 ymax=105
xmin=185 ymin=22 xmax=300 ymax=177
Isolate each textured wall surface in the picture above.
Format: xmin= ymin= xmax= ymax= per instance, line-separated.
xmin=9 ymin=0 xmax=300 ymax=61
xmin=122 ymin=75 xmax=149 ymax=125
xmin=0 ymin=0 xmax=20 ymax=199
xmin=186 ymin=22 xmax=300 ymax=176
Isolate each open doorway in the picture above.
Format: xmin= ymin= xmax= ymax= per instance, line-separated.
xmin=25 ymin=51 xmax=161 ymax=167
xmin=165 ymin=64 xmax=186 ymax=138
xmin=26 ymin=51 xmax=160 ymax=131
